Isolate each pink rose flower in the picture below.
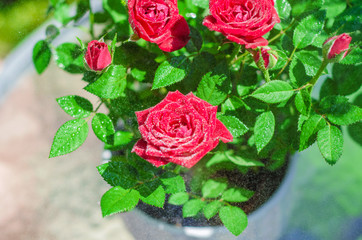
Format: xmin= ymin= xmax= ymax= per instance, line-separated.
xmin=252 ymin=47 xmax=278 ymax=69
xmin=85 ymin=40 xmax=112 ymax=71
xmin=323 ymin=33 xmax=352 ymax=60
xmin=203 ymin=0 xmax=280 ymax=49
xmin=128 ymin=0 xmax=190 ymax=52
xmin=132 ymin=91 xmax=233 ymax=168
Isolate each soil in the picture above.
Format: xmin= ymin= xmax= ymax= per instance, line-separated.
xmin=137 ymin=159 xmax=289 ymax=227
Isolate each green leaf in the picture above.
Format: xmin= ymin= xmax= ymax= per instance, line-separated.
xmin=197 ymin=61 xmax=231 ymax=105
xmin=84 ymin=65 xmax=127 ymax=99
xmin=203 ymin=201 xmax=222 ymax=220
xmin=152 ymin=56 xmax=190 ymax=89
xmin=183 ymin=199 xmax=205 ymax=218
xmin=54 ymin=43 xmax=85 ymax=73
xmin=225 ymin=152 xmax=265 ymax=167
xmin=54 ymin=2 xmax=71 ymax=25
xmin=192 ymin=0 xmax=208 ymax=9
xmin=104 ymin=131 xmax=133 ymax=150
xmin=131 ymin=68 xmax=147 ymax=82
xmin=289 ymin=0 xmax=324 ymax=17
xmin=341 ymin=48 xmax=362 ymax=65
xmin=275 ymin=0 xmax=292 ymax=20
xmin=293 ymin=11 xmax=326 ymax=49
xmin=92 ymin=113 xmax=115 ymax=144
xmin=317 ymin=125 xmax=343 ymax=165
xmin=33 ymin=40 xmax=51 ymax=74
xmin=160 ymin=172 xmax=186 ymax=194
xmin=295 ymin=51 xmax=322 ymax=76
xmin=221 ymin=97 xmax=245 ymax=113
xmin=332 ymin=64 xmax=362 ymax=96
xmin=319 ymin=96 xmax=362 ymax=125
xmin=97 ymin=161 xmax=138 ymax=189
xmin=251 ymin=80 xmax=294 ymax=104
xmin=138 ymin=180 xmax=165 ymax=208
xmin=295 ymin=89 xmax=311 ymax=116
xmin=332 ymin=6 xmax=361 ymax=33
xmin=202 ymin=179 xmax=227 ymax=198
xmin=45 ymin=24 xmax=60 ymax=41
xmin=168 ymin=192 xmax=189 ymax=205
xmin=49 ymin=119 xmax=89 ymax=158
xmin=217 ymin=115 xmax=248 ymax=138
xmin=73 ymin=0 xmax=90 ymax=22
xmin=103 ymin=0 xmax=128 ymax=23
xmin=56 ymin=95 xmax=93 ymax=118
xmin=222 ymin=188 xmax=254 ymax=202
xmin=100 ymin=186 xmax=140 ymax=217
xmin=322 ymin=0 xmax=346 ymax=18
xmin=255 ymin=111 xmax=275 ymax=152
xmin=289 ymin=57 xmax=309 ymax=87
xmin=186 ymin=26 xmax=203 ymax=53
xmin=348 ymin=122 xmax=362 ymax=146
xmin=219 ymin=206 xmax=248 ymax=236
xmin=299 ymin=114 xmax=326 ymax=151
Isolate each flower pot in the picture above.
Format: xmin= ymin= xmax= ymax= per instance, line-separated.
xmin=119 ymin=154 xmax=298 ymax=240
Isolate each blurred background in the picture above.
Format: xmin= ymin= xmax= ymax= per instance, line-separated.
xmin=0 ymin=1 xmax=361 ymax=240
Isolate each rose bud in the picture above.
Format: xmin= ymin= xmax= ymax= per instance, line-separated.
xmin=323 ymin=33 xmax=352 ymax=62
xmin=85 ymin=40 xmax=112 ymax=71
xmin=252 ymin=47 xmax=278 ymax=69
xmin=203 ymin=0 xmax=280 ymax=49
xmin=132 ymin=91 xmax=233 ymax=168
xmin=128 ymin=0 xmax=190 ymax=52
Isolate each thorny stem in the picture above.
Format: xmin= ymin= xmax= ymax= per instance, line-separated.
xmin=268 ymin=19 xmax=296 ymax=44
xmin=308 ymin=60 xmax=329 ymax=92
xmin=275 ymin=46 xmax=298 ymax=79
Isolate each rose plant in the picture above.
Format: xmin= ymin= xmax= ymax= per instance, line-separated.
xmin=33 ymin=0 xmax=361 ymax=237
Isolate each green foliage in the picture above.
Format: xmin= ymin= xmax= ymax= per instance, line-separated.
xmin=202 ymin=179 xmax=227 ymax=198
xmin=219 ymin=206 xmax=248 ymax=236
xmin=33 ymin=40 xmax=51 ymax=74
xmin=319 ymin=96 xmax=362 ymax=126
xmin=251 ymin=81 xmax=294 ymax=104
xmin=36 ymin=0 xmax=361 ymax=236
xmin=55 ymin=43 xmax=85 ymax=73
xmin=169 ymin=192 xmax=189 ymax=205
xmin=85 ymin=65 xmax=127 ymax=99
xmin=255 ymin=111 xmax=275 ymax=153
xmin=197 ymin=61 xmax=231 ymax=105
xmin=92 ymin=113 xmax=115 ymax=144
xmin=56 ymin=95 xmax=93 ymax=118
xmin=217 ymin=115 xmax=248 ymax=138
xmin=317 ymin=125 xmax=344 ymax=165
xmin=49 ymin=119 xmax=89 ymax=158
xmin=100 ymin=186 xmax=140 ymax=217
xmin=293 ymin=11 xmax=326 ymax=49
xmin=222 ymin=188 xmax=254 ymax=202
xmin=183 ymin=199 xmax=205 ymax=218
xmin=153 ymin=56 xmax=191 ymax=89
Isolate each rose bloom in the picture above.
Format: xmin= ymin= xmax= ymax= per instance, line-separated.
xmin=85 ymin=40 xmax=112 ymax=71
xmin=323 ymin=33 xmax=352 ymax=60
xmin=128 ymin=0 xmax=190 ymax=52
xmin=132 ymin=91 xmax=233 ymax=168
xmin=203 ymin=0 xmax=280 ymax=49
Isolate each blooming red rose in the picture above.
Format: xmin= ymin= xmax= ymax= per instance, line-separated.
xmin=85 ymin=40 xmax=112 ymax=71
xmin=128 ymin=0 xmax=190 ymax=52
xmin=252 ymin=47 xmax=278 ymax=69
xmin=323 ymin=33 xmax=352 ymax=60
xmin=132 ymin=91 xmax=233 ymax=168
xmin=203 ymin=0 xmax=280 ymax=49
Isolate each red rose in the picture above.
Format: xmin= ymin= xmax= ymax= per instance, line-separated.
xmin=323 ymin=33 xmax=352 ymax=60
xmin=203 ymin=0 xmax=280 ymax=49
xmin=85 ymin=40 xmax=112 ymax=71
xmin=252 ymin=47 xmax=278 ymax=69
xmin=132 ymin=91 xmax=233 ymax=168
xmin=128 ymin=0 xmax=190 ymax=52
